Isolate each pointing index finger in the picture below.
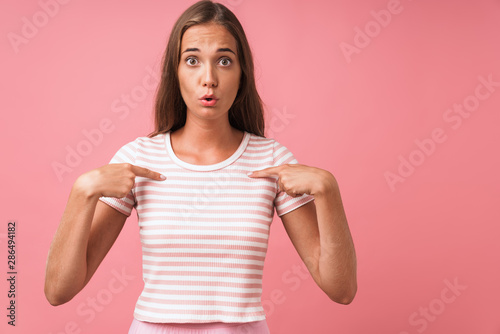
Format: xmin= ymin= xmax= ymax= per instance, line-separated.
xmin=131 ymin=165 xmax=166 ymax=180
xmin=248 ymin=165 xmax=282 ymax=178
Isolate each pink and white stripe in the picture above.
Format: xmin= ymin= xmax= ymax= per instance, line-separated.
xmin=99 ymin=132 xmax=314 ymax=323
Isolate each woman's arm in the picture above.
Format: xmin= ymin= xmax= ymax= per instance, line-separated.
xmin=44 ymin=175 xmax=127 ymax=306
xmin=248 ymin=165 xmax=357 ymax=304
xmin=44 ymin=164 xmax=165 ymax=306
xmin=281 ymin=175 xmax=357 ymax=304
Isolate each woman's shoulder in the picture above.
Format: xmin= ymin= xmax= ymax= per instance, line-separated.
xmin=246 ymin=133 xmax=302 ymax=167
xmin=245 ymin=133 xmax=298 ymax=165
xmin=137 ymin=133 xmax=168 ymax=145
xmin=246 ymin=132 xmax=277 ymax=146
xmin=246 ymin=132 xmax=292 ymax=152
xmin=121 ymin=133 xmax=167 ymax=147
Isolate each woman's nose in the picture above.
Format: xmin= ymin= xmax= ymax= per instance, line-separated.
xmin=202 ymin=65 xmax=218 ymax=87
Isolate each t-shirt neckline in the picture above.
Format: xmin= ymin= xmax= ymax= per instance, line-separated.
xmin=165 ymin=131 xmax=250 ymax=171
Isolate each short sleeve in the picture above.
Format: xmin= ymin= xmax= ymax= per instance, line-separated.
xmin=98 ymin=140 xmax=138 ymax=217
xmin=273 ymin=141 xmax=315 ymax=217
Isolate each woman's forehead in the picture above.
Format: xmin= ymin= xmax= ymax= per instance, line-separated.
xmin=181 ymin=23 xmax=237 ymax=53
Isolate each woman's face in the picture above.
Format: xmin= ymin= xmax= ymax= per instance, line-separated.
xmin=178 ymin=23 xmax=241 ymax=123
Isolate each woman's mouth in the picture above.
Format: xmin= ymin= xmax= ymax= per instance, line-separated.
xmin=200 ymin=96 xmax=218 ymax=107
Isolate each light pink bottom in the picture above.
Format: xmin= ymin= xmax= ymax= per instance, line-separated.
xmin=128 ymin=318 xmax=270 ymax=334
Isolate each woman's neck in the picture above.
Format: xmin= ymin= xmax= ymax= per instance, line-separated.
xmin=170 ymin=117 xmax=244 ymax=164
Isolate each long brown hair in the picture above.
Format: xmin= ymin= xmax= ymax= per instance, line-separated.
xmin=148 ymin=0 xmax=265 ymax=138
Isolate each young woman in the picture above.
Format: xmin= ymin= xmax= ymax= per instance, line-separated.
xmin=44 ymin=1 xmax=357 ymax=333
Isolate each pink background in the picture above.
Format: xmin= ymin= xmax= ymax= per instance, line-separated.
xmin=1 ymin=0 xmax=499 ymax=333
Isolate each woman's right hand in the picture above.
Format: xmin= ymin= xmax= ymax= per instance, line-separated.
xmin=75 ymin=163 xmax=167 ymax=199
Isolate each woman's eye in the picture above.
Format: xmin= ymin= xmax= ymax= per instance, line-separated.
xmin=185 ymin=57 xmax=231 ymax=66
xmin=219 ymin=58 xmax=231 ymax=66
xmin=186 ymin=57 xmax=198 ymax=66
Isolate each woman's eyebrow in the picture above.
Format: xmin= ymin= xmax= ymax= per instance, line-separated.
xmin=181 ymin=47 xmax=236 ymax=55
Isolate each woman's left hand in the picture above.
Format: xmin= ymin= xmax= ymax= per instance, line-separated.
xmin=248 ymin=164 xmax=337 ymax=198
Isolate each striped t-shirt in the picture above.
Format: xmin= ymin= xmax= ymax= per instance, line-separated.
xmin=98 ymin=131 xmax=315 ymax=323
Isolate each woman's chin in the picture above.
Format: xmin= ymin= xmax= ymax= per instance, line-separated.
xmin=188 ymin=107 xmax=228 ymax=121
